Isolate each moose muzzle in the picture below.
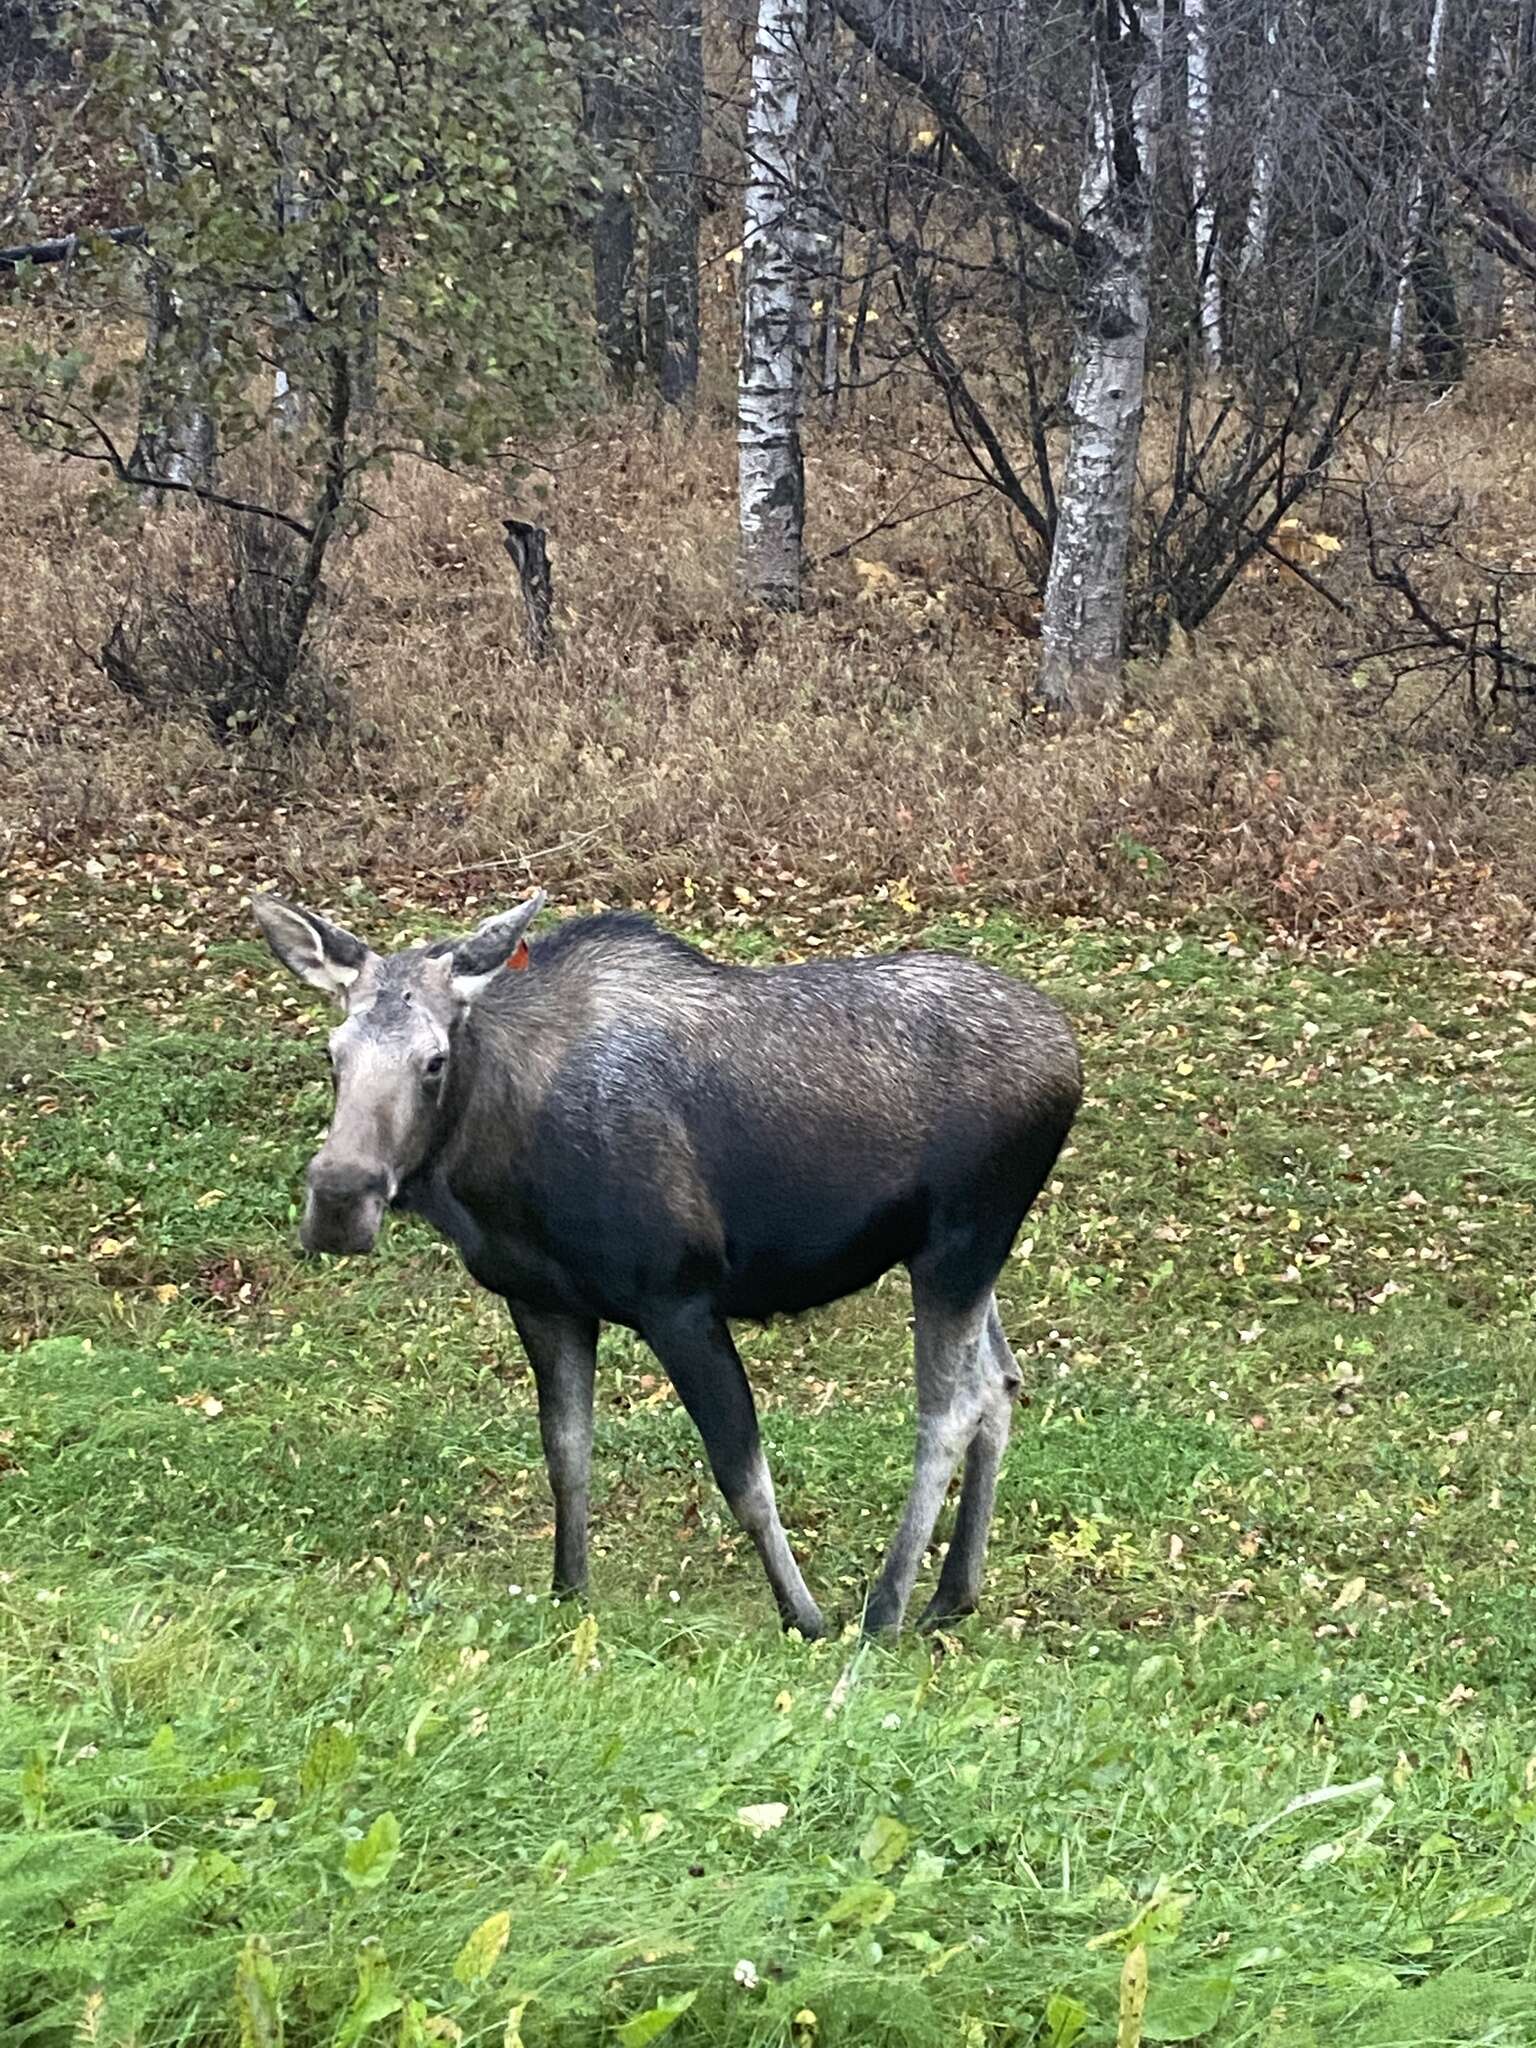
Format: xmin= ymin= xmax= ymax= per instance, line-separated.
xmin=300 ymin=1154 xmax=393 ymax=1256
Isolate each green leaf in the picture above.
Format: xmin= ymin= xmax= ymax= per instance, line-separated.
xmin=1320 ymin=1961 xmax=1398 ymax=1996
xmin=1143 ymin=1974 xmax=1234 ymax=2043
xmin=453 ymin=1910 xmax=511 ymax=1988
xmin=822 ymin=1880 xmax=895 ymax=1931
xmin=20 ymin=1749 xmax=46 ymax=1830
xmin=1088 ymin=1877 xmax=1192 ymax=1952
xmin=900 ymin=1849 xmax=947 ymax=1889
xmin=301 ymin=1724 xmax=360 ymax=1805
xmin=1446 ymin=1894 xmax=1514 ymax=1925
xmin=333 ymin=1944 xmax=403 ymax=2048
xmin=858 ymin=1815 xmax=911 ymax=1875
xmin=614 ymin=1990 xmax=697 ymax=2047
xmin=342 ymin=1812 xmax=402 ymax=1892
xmin=235 ymin=1935 xmax=284 ymax=2048
xmin=188 ymin=1767 xmax=266 ymax=1805
xmin=395 ymin=1998 xmax=432 ymax=2048
xmin=1043 ymin=1991 xmax=1091 ymax=2048
xmin=570 ymin=1839 xmax=620 ymax=1881
xmin=402 ymin=1701 xmax=440 ymax=1761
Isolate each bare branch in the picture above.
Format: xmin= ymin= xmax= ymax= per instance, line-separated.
xmin=0 ymin=227 xmax=148 ymax=270
xmin=827 ymin=0 xmax=1094 ymax=262
xmin=14 ymin=406 xmax=318 ymax=539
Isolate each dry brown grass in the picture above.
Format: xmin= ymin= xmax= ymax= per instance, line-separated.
xmin=4 ymin=356 xmax=1536 ymax=948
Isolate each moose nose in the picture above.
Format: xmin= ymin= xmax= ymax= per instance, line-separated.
xmin=307 ymin=1157 xmax=391 ymax=1207
xmin=301 ymin=1155 xmax=391 ymax=1257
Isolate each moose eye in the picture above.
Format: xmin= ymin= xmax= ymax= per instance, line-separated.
xmin=424 ymin=1052 xmax=447 ymax=1081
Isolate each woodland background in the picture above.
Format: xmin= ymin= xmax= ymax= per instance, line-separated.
xmin=0 ymin=0 xmax=1534 ymax=940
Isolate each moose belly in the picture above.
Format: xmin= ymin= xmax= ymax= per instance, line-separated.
xmin=408 ymin=1154 xmax=932 ymax=1326
xmin=716 ymin=1190 xmax=929 ymax=1320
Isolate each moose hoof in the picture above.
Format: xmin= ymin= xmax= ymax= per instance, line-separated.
xmin=916 ymin=1592 xmax=979 ymax=1632
xmin=784 ymin=1604 xmax=827 ymax=1642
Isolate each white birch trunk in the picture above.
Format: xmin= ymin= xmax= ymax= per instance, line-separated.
xmin=273 ymin=150 xmax=312 ymax=434
xmin=1037 ymin=5 xmax=1163 ymax=715
xmin=739 ymin=0 xmax=810 ymax=610
xmin=1388 ymin=0 xmax=1451 ymax=373
xmin=1239 ymin=0 xmax=1281 ymax=279
xmin=136 ymin=278 xmax=217 ymax=486
xmin=132 ymin=129 xmax=216 ymax=490
xmin=1185 ymin=0 xmax=1222 ymax=368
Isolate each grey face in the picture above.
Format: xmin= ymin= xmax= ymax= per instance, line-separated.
xmin=253 ymin=892 xmax=545 ymax=1255
xmin=307 ymin=962 xmax=455 ymax=1252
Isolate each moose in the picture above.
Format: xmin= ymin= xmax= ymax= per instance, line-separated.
xmin=253 ymin=890 xmax=1082 ymax=1637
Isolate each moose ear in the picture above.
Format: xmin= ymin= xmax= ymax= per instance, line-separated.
xmin=253 ymin=896 xmax=374 ymax=1004
xmin=449 ymin=890 xmax=548 ymax=1006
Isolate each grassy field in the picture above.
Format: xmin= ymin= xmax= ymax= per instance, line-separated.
xmin=3 ymin=865 xmax=1536 ymax=2047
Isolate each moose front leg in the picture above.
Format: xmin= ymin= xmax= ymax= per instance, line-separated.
xmin=508 ymin=1304 xmax=599 ymax=1597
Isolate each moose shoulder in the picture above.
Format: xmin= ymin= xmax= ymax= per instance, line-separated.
xmin=254 ymin=891 xmax=1082 ymax=1637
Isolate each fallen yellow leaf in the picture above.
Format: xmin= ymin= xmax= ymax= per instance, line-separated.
xmin=736 ymin=1802 xmax=789 ymax=1834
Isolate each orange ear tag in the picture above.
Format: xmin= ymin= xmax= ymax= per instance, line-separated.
xmin=507 ymin=940 xmax=531 ymax=971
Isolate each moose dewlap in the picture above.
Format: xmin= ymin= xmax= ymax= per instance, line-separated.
xmin=254 ymin=890 xmax=1082 ymax=1637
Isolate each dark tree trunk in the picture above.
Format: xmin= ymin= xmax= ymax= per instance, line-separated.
xmin=503 ymin=518 xmax=553 ymax=657
xmin=1410 ymin=198 xmax=1465 ymax=392
xmin=846 ymin=229 xmax=878 ymax=391
xmin=582 ymin=0 xmax=642 ymax=387
xmin=351 ymin=236 xmax=380 ymax=416
xmin=646 ymin=0 xmax=703 ymax=403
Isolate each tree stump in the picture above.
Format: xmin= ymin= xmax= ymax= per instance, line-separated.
xmin=502 ymin=518 xmax=552 ymax=659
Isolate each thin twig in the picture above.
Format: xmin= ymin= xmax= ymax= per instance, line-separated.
xmin=1256 ymin=540 xmax=1358 ymax=616
xmin=815 ymin=487 xmax=985 ymax=565
xmin=424 ymin=830 xmax=604 ymax=881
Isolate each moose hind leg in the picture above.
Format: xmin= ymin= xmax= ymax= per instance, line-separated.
xmin=918 ymin=1295 xmax=1020 ymax=1628
xmin=863 ymin=1280 xmax=995 ymax=1637
xmin=642 ymin=1302 xmax=825 ymax=1640
xmin=509 ymin=1303 xmax=598 ymax=1597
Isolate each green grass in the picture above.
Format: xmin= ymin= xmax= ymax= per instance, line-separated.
xmin=4 ymin=870 xmax=1536 ymax=2046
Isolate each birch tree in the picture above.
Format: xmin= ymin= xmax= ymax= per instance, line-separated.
xmin=130 ymin=270 xmax=217 ymax=487
xmin=129 ymin=128 xmax=217 ymax=489
xmin=1238 ymin=0 xmax=1280 ymax=281
xmin=830 ymin=0 xmax=1169 ymax=709
xmin=1037 ymin=2 xmax=1164 ymax=713
xmin=739 ymin=0 xmax=810 ymax=609
xmin=272 ymin=140 xmax=312 ymax=435
xmin=1388 ymin=0 xmax=1452 ymax=374
xmin=1184 ymin=0 xmax=1222 ymax=368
